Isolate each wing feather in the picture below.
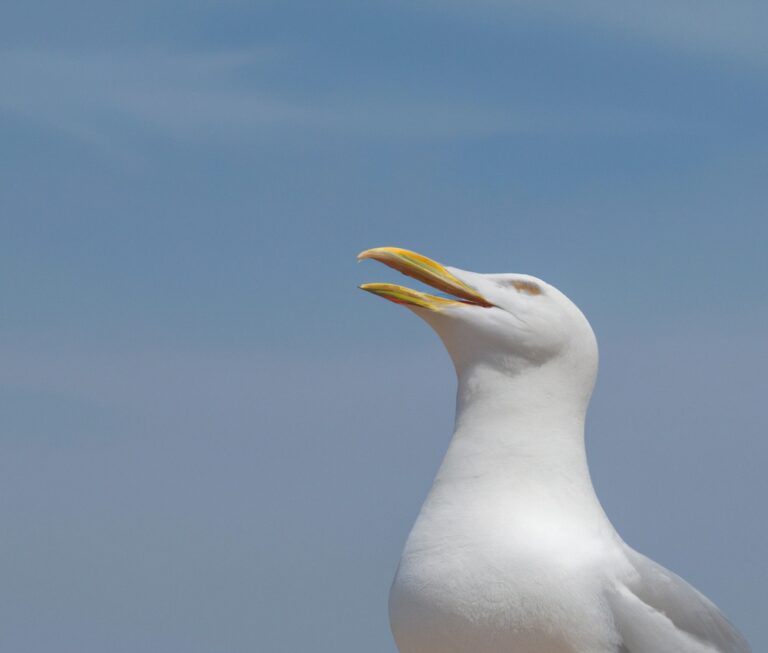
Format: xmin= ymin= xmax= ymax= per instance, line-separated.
xmin=610 ymin=547 xmax=750 ymax=653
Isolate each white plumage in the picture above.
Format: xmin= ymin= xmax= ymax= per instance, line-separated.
xmin=359 ymin=247 xmax=750 ymax=653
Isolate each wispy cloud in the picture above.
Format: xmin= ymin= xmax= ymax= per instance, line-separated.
xmin=0 ymin=47 xmax=674 ymax=153
xmin=0 ymin=49 xmax=293 ymax=146
xmin=417 ymin=0 xmax=768 ymax=67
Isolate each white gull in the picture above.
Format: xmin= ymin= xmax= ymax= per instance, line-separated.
xmin=359 ymin=247 xmax=750 ymax=653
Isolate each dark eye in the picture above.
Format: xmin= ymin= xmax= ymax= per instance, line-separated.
xmin=510 ymin=280 xmax=542 ymax=296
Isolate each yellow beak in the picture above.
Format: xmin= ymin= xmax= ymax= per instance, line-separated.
xmin=357 ymin=246 xmax=492 ymax=311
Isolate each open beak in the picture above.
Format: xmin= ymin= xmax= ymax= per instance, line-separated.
xmin=357 ymin=247 xmax=492 ymax=311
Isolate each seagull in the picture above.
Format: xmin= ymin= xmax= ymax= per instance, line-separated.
xmin=358 ymin=247 xmax=750 ymax=653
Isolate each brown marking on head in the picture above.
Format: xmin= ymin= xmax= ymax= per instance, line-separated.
xmin=511 ymin=280 xmax=542 ymax=295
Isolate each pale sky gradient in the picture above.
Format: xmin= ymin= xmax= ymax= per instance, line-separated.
xmin=1 ymin=2 xmax=766 ymax=651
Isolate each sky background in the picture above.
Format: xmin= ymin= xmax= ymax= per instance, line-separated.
xmin=1 ymin=1 xmax=767 ymax=651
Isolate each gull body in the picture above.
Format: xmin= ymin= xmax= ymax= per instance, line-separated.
xmin=358 ymin=248 xmax=750 ymax=653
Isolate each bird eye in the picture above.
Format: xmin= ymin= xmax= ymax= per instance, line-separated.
xmin=510 ymin=280 xmax=542 ymax=295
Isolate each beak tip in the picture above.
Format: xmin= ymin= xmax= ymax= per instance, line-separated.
xmin=357 ymin=247 xmax=387 ymax=261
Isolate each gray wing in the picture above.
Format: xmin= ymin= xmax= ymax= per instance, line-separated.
xmin=608 ymin=547 xmax=750 ymax=653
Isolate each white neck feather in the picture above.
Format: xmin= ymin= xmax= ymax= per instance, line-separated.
xmin=428 ymin=359 xmax=607 ymax=525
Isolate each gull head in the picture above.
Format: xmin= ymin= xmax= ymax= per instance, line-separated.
xmin=359 ymin=247 xmax=598 ymax=402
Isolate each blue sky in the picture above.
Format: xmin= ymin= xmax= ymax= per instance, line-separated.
xmin=1 ymin=2 xmax=766 ymax=651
